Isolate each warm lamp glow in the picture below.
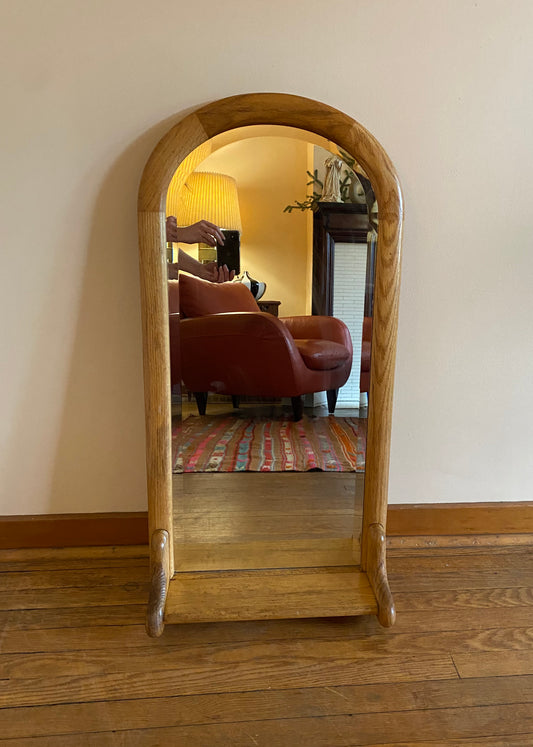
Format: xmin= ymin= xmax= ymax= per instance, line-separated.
xmin=166 ymin=141 xmax=212 ymax=216
xmin=176 ymin=172 xmax=242 ymax=232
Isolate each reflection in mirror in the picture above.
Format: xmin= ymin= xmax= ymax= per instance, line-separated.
xmin=165 ymin=126 xmax=378 ymax=574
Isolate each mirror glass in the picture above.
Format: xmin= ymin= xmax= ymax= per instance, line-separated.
xmin=167 ymin=125 xmax=377 ymax=573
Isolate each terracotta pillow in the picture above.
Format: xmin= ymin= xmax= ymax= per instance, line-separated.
xmin=178 ymin=272 xmax=260 ymax=317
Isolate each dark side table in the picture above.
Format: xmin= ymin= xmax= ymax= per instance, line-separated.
xmin=258 ymin=300 xmax=281 ymax=317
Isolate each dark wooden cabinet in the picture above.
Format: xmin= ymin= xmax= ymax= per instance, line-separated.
xmin=258 ymin=300 xmax=281 ymax=316
xmin=312 ymin=202 xmax=375 ymax=317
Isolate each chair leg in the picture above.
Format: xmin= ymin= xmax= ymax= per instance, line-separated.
xmin=231 ymin=396 xmax=240 ymax=409
xmin=291 ymin=396 xmax=304 ymax=422
xmin=194 ymin=392 xmax=208 ymax=415
xmin=326 ymin=389 xmax=338 ymax=414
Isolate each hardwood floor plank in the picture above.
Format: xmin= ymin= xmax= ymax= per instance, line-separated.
xmin=0 ymin=589 xmax=533 ymax=640
xmin=0 ymin=566 xmax=149 ymax=592
xmin=4 ymin=606 xmax=533 ymax=654
xmin=362 ymin=737 xmax=533 ymax=747
xmin=3 ymin=627 xmax=532 ymax=682
xmin=5 ymin=586 xmax=528 ymax=636
xmin=0 ymin=654 xmax=456 ymax=708
xmin=389 ymin=605 xmax=533 ymax=635
xmin=1 ymin=541 xmax=531 ymax=743
xmin=3 ymin=703 xmax=532 ymax=746
xmin=0 ymin=676 xmax=530 ymax=740
xmin=395 ymin=587 xmax=533 ymax=611
xmin=453 ymin=651 xmax=533 ymax=678
xmin=391 ymin=551 xmax=532 ymax=572
xmin=387 ymin=534 xmax=533 ymax=552
xmin=389 ymin=569 xmax=533 ymax=592
xmin=0 ymin=605 xmax=146 ymax=632
xmin=0 ymin=583 xmax=149 ymax=611
xmin=0 ymin=557 xmax=148 ymax=574
xmin=0 ymin=546 xmax=148 ymax=564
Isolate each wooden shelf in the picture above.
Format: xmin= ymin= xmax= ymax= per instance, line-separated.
xmin=165 ymin=566 xmax=377 ymax=624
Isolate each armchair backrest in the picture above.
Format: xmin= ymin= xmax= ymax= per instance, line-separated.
xmin=174 ymin=272 xmax=260 ymax=318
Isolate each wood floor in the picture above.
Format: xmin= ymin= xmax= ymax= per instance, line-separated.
xmin=1 ymin=542 xmax=532 ymax=745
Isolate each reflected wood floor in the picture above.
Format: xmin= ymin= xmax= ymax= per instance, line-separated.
xmin=173 ymin=473 xmax=364 ymax=572
xmin=1 ymin=541 xmax=532 ymax=744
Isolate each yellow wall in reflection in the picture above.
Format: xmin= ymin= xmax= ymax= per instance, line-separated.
xmin=188 ymin=136 xmax=310 ymax=317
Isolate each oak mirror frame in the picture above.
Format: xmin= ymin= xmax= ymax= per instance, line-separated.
xmin=138 ymin=93 xmax=403 ymax=637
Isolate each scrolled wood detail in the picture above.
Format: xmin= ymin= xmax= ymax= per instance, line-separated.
xmin=146 ymin=529 xmax=170 ymax=637
xmin=364 ymin=522 xmax=396 ymax=627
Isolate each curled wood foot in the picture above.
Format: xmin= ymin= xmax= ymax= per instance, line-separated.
xmin=146 ymin=529 xmax=170 ymax=637
xmin=365 ymin=522 xmax=396 ymax=627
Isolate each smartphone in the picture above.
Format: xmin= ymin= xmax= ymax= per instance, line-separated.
xmin=216 ymin=230 xmax=240 ymax=274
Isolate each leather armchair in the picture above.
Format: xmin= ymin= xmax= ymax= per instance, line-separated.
xmin=360 ymin=316 xmax=372 ymax=394
xmin=170 ymin=274 xmax=353 ymax=420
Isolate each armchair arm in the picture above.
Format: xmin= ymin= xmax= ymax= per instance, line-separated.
xmin=169 ymin=312 xmax=181 ymax=388
xmin=363 ymin=316 xmax=372 ymax=343
xmin=280 ymin=315 xmax=353 ymax=356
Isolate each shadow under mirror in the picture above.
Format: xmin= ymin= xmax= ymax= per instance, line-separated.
xmin=166 ymin=125 xmax=378 ymax=574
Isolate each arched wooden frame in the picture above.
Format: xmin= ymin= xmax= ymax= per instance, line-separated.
xmin=138 ymin=93 xmax=403 ymax=636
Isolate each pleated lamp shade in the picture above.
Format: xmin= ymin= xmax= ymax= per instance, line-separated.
xmin=176 ymin=172 xmax=242 ymax=232
xmin=166 ymin=141 xmax=212 ymax=216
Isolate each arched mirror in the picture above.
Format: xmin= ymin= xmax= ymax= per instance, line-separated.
xmin=138 ymin=94 xmax=402 ymax=637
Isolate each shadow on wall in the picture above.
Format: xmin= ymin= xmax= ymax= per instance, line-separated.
xmin=48 ymin=114 xmax=191 ymax=514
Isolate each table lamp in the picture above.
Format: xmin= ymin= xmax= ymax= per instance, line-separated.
xmin=176 ymin=172 xmax=242 ymax=271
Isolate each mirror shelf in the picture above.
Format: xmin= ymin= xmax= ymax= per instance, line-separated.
xmin=138 ymin=93 xmax=402 ymax=636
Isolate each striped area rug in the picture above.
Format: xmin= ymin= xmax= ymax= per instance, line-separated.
xmin=172 ymin=414 xmax=365 ymax=473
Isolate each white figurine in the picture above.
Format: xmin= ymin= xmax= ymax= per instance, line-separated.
xmin=321 ymin=156 xmax=343 ymax=202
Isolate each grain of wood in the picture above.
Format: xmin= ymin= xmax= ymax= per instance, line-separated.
xmin=395 ymin=587 xmax=533 ymax=611
xmin=3 ymin=628 xmax=532 ymax=683
xmin=453 ymin=650 xmax=533 ymax=678
xmin=0 ymin=677 xmax=530 ymax=741
xmin=4 ymin=605 xmax=533 ymax=654
xmin=0 ymin=605 xmax=147 ymax=632
xmin=165 ymin=566 xmax=377 ymax=623
xmin=2 ymin=704 xmax=532 ymax=746
xmin=0 ymin=653 xmax=457 ymax=709
xmin=1 ymin=543 xmax=532 ymax=744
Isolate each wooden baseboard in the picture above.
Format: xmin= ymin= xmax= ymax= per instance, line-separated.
xmin=387 ymin=502 xmax=533 ymax=536
xmin=0 ymin=512 xmax=148 ymax=550
xmin=0 ymin=502 xmax=531 ymax=550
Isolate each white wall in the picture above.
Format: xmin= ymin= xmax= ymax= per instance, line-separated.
xmin=1 ymin=0 xmax=532 ymax=514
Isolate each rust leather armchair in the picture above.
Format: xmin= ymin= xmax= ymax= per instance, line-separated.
xmin=360 ymin=316 xmax=372 ymax=394
xmin=169 ymin=274 xmax=353 ymax=420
